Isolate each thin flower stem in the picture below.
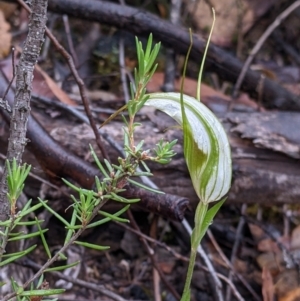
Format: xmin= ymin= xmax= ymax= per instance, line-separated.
xmin=181 ymin=201 xmax=208 ymax=301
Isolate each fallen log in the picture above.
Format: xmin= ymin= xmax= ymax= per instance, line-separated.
xmin=38 ymin=106 xmax=300 ymax=207
xmin=42 ymin=0 xmax=300 ymax=111
xmin=37 ymin=109 xmax=300 ymax=207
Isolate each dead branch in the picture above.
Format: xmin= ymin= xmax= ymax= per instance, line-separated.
xmin=233 ymin=0 xmax=300 ymax=98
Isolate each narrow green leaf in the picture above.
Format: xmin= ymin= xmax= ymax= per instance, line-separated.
xmin=99 ymin=104 xmax=128 ymax=128
xmin=8 ymin=231 xmax=27 ymax=236
xmin=85 ymin=205 xmax=130 ymax=228
xmin=12 ymin=283 xmax=23 ymax=301
xmin=136 ymin=94 xmax=150 ymax=112
xmin=140 ymin=160 xmax=150 ymax=173
xmin=98 ymin=210 xmax=129 ymax=223
xmin=129 ymin=82 xmax=135 ymax=101
xmin=19 ymin=164 xmax=31 ymax=184
xmin=0 ymin=245 xmax=36 ymax=267
xmin=45 ymin=261 xmax=80 ymax=272
xmin=132 ymin=171 xmax=153 ymax=177
xmin=8 ymin=229 xmax=47 ymax=241
xmin=18 ymin=198 xmax=33 ymax=215
xmin=14 ymin=220 xmax=44 ymax=226
xmin=64 ymin=208 xmax=77 ymax=245
xmin=103 ymin=159 xmax=113 ymax=173
xmin=110 ymin=191 xmax=140 ymax=203
xmin=199 ymin=197 xmax=226 ymax=241
xmin=10 ymin=278 xmax=20 ymax=294
xmin=62 ymin=179 xmax=95 ymax=198
xmin=135 ymin=36 xmax=141 ymax=65
xmin=74 ymin=241 xmax=110 ymax=251
xmin=127 ymin=178 xmax=164 ymax=194
xmin=19 ymin=202 xmax=43 ymax=217
xmin=0 ymin=244 xmax=36 ymax=259
xmin=146 ymin=45 xmax=160 ymax=73
xmin=62 ymin=178 xmax=81 ymax=192
xmin=133 ymin=69 xmax=139 ymax=94
xmin=38 ymin=198 xmax=70 ymax=227
xmin=37 ymin=275 xmax=44 ymax=290
xmin=20 ymin=289 xmax=65 ymax=296
xmin=135 ymin=139 xmax=144 ymax=152
xmin=0 ymin=220 xmax=11 ymax=226
xmin=145 ymin=33 xmax=153 ymax=58
xmin=58 ymin=252 xmax=67 ymax=260
xmin=35 ymin=217 xmax=51 ymax=259
xmin=89 ymin=145 xmax=110 ymax=178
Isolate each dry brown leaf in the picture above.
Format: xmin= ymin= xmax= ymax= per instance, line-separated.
xmin=249 ymin=223 xmax=266 ymax=242
xmin=257 ymin=235 xmax=290 ymax=253
xmin=0 ymin=9 xmax=11 ymax=59
xmin=158 ymin=261 xmax=175 ymax=274
xmin=233 ymin=258 xmax=248 ymax=274
xmin=0 ymin=2 xmax=17 ymax=18
xmin=34 ymin=65 xmax=76 ymax=105
xmin=275 ymin=270 xmax=300 ymax=301
xmin=279 ymin=288 xmax=300 ymax=301
xmin=0 ymin=49 xmax=76 ymax=106
xmin=262 ymin=266 xmax=275 ymax=301
xmin=258 ymin=238 xmax=282 ymax=253
xmin=257 ymin=252 xmax=283 ymax=275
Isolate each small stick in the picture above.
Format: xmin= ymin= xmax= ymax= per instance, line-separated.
xmin=63 ymin=14 xmax=78 ymax=66
xmin=127 ymin=210 xmax=181 ymax=300
xmin=207 ymin=229 xmax=260 ymax=301
xmin=150 ymin=216 xmax=162 ymax=301
xmin=116 ymin=220 xmax=245 ymax=301
xmin=119 ymin=36 xmax=130 ymax=103
xmin=225 ymin=204 xmax=247 ymax=301
xmin=232 ymin=0 xmax=300 ymax=99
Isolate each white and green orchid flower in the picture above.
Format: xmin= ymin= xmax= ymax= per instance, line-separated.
xmin=146 ymin=92 xmax=232 ymax=205
xmin=146 ymin=89 xmax=232 ymax=301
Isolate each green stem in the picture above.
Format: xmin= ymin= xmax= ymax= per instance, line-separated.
xmin=181 ymin=201 xmax=208 ymax=301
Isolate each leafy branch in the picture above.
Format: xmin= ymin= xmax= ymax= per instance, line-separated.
xmin=0 ymin=32 xmax=178 ymax=301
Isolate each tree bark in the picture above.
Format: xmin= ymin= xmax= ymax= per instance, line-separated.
xmin=0 ymin=0 xmax=47 ymax=223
